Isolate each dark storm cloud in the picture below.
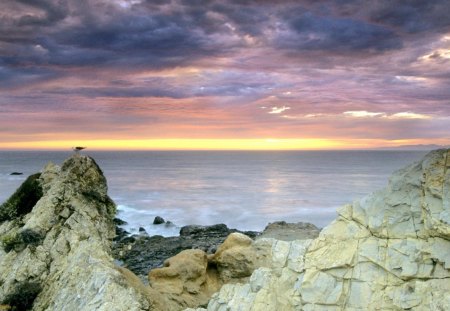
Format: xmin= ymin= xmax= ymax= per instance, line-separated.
xmin=368 ymin=0 xmax=450 ymax=33
xmin=2 ymin=0 xmax=450 ymax=82
xmin=47 ymin=86 xmax=187 ymax=99
xmin=277 ymin=10 xmax=401 ymax=52
xmin=15 ymin=0 xmax=69 ymax=27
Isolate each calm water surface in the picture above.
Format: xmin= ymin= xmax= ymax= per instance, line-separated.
xmin=0 ymin=150 xmax=428 ymax=235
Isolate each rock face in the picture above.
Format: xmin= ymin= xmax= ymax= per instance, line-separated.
xmin=198 ymin=149 xmax=450 ymax=311
xmin=0 ymin=155 xmax=161 ymax=310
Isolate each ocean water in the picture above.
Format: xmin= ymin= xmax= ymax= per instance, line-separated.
xmin=0 ymin=150 xmax=428 ymax=235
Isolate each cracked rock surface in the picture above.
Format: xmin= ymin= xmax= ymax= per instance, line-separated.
xmin=189 ymin=149 xmax=450 ymax=311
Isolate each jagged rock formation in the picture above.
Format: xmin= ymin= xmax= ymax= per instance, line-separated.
xmin=0 ymin=155 xmax=163 ymax=311
xmin=191 ymin=149 xmax=450 ymax=310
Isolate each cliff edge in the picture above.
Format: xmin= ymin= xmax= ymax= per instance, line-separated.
xmin=189 ymin=149 xmax=450 ymax=311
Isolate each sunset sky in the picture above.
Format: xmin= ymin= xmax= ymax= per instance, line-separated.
xmin=1 ymin=0 xmax=449 ymax=150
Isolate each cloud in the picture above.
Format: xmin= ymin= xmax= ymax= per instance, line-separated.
xmin=343 ymin=111 xmax=385 ymax=118
xmin=368 ymin=0 xmax=450 ymax=33
xmin=282 ymin=111 xmax=433 ymax=121
xmin=277 ymin=10 xmax=401 ymax=52
xmin=269 ymin=106 xmax=290 ymax=114
xmin=1 ymin=0 xmax=450 ymax=147
xmin=343 ymin=111 xmax=432 ymax=120
xmin=388 ymin=112 xmax=432 ymax=120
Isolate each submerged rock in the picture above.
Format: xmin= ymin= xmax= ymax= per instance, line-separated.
xmin=199 ymin=149 xmax=450 ymax=311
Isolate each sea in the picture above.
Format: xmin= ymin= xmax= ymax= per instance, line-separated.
xmin=0 ymin=150 xmax=429 ymax=236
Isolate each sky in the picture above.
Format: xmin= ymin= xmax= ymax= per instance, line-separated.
xmin=1 ymin=0 xmax=449 ymax=150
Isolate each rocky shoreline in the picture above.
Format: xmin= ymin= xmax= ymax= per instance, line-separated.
xmin=113 ymin=219 xmax=320 ymax=282
xmin=0 ymin=149 xmax=449 ymax=310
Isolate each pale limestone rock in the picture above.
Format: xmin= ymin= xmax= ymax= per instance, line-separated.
xmin=201 ymin=149 xmax=450 ymax=311
xmin=0 ymin=155 xmax=160 ymax=310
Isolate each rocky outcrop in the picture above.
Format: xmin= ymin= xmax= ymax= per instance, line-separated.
xmin=148 ymin=233 xmax=274 ymax=310
xmin=0 ymin=155 xmax=163 ymax=310
xmin=196 ymin=149 xmax=450 ymax=310
xmin=145 ymin=222 xmax=322 ymax=310
xmin=113 ymin=223 xmax=258 ymax=281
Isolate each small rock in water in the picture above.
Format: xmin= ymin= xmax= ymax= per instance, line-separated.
xmin=153 ymin=216 xmax=165 ymax=224
xmin=138 ymin=227 xmax=146 ymax=233
xmin=10 ymin=172 xmax=23 ymax=175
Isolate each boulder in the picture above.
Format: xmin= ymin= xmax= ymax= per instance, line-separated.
xmin=149 ymin=249 xmax=220 ymax=310
xmin=153 ymin=216 xmax=165 ymax=224
xmin=201 ymin=149 xmax=450 ymax=311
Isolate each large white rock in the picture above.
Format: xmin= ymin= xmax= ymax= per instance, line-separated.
xmin=201 ymin=149 xmax=450 ymax=311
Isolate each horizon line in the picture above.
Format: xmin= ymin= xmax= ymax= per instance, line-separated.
xmin=0 ymin=138 xmax=447 ymax=152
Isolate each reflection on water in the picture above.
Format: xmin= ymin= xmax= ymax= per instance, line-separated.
xmin=0 ymin=150 xmax=428 ymax=233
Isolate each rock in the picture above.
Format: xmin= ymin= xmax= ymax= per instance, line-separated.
xmin=258 ymin=221 xmax=320 ymax=241
xmin=113 ymin=223 xmax=259 ymax=281
xmin=9 ymin=172 xmax=23 ymax=175
xmin=114 ymin=226 xmax=130 ymax=242
xmin=149 ymin=249 xmax=221 ymax=310
xmin=180 ymin=224 xmax=228 ymax=236
xmin=0 ymin=173 xmax=43 ymax=222
xmin=153 ymin=216 xmax=165 ymax=224
xmin=202 ymin=149 xmax=450 ymax=311
xmin=113 ymin=217 xmax=127 ymax=226
xmin=210 ymin=233 xmax=256 ymax=282
xmin=139 ymin=227 xmax=146 ymax=232
xmin=0 ymin=155 xmax=162 ymax=310
xmin=149 ymin=233 xmax=274 ymax=310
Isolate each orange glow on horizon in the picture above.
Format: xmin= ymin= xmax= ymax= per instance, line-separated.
xmin=0 ymin=138 xmax=446 ymax=151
